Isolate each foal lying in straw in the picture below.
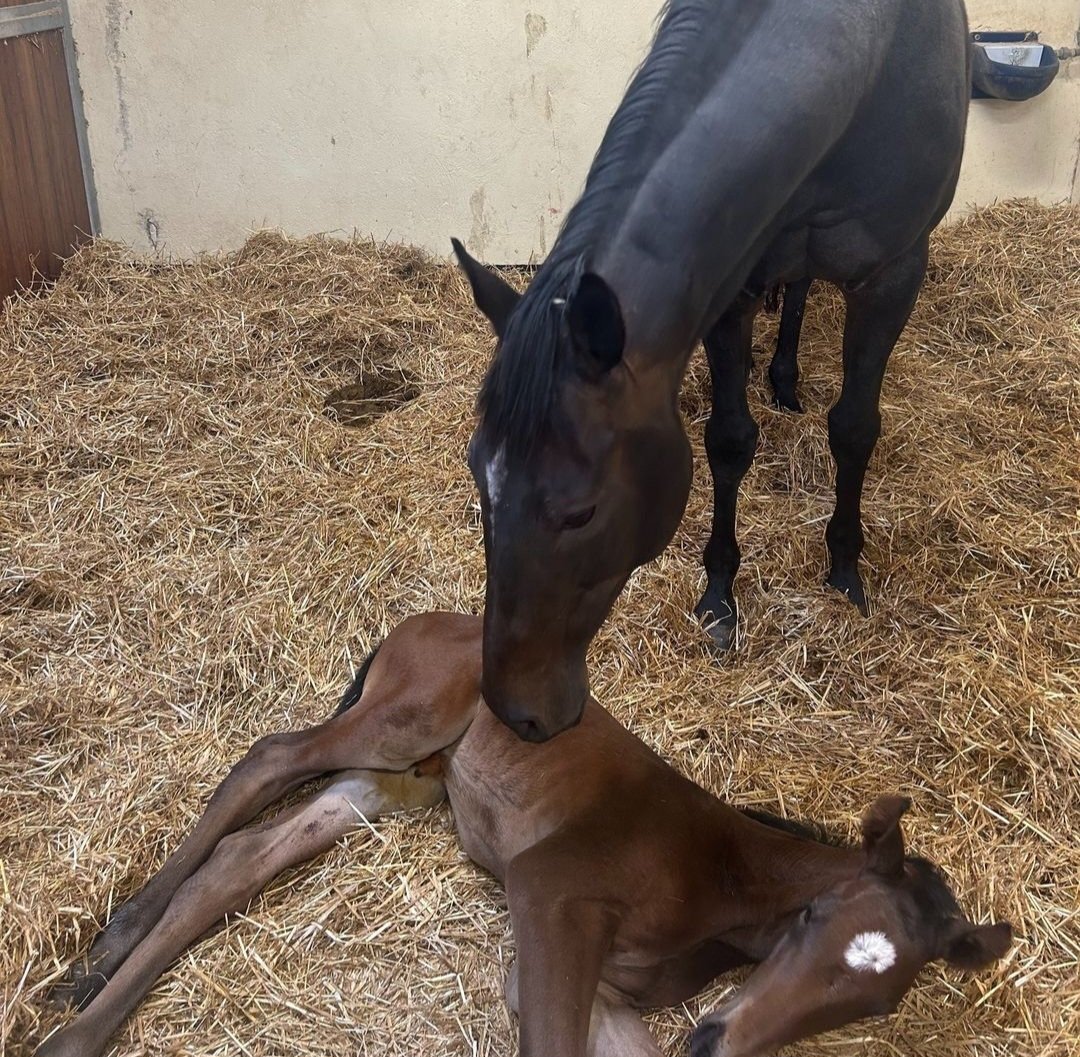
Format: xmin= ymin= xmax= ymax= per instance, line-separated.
xmin=39 ymin=613 xmax=1011 ymax=1057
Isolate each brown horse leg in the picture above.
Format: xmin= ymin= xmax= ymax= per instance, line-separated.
xmin=48 ymin=724 xmax=341 ymax=1011
xmin=826 ymin=240 xmax=928 ymax=614
xmin=37 ymin=766 xmax=445 ymax=1057
xmin=506 ymin=968 xmax=659 ymax=1057
xmin=696 ymin=295 xmax=760 ymax=650
xmin=50 ymin=613 xmax=481 ymax=1009
xmin=507 ymin=842 xmax=621 ymax=1057
xmin=769 ymin=277 xmax=812 ymax=413
xmin=588 ymin=992 xmax=661 ymax=1057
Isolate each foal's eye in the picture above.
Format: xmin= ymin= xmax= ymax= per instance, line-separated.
xmin=562 ymin=506 xmax=596 ymax=530
xmin=801 ymin=906 xmax=814 ymax=925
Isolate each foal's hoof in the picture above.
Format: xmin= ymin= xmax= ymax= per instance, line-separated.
xmin=45 ymin=955 xmax=109 ymax=1013
xmin=826 ymin=568 xmax=870 ymax=617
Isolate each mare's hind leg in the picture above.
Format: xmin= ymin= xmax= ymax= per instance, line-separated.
xmin=826 ymin=241 xmax=928 ymax=613
xmin=695 ymin=296 xmax=760 ymax=649
xmin=51 ymin=611 xmax=481 ymax=1010
xmin=769 ymin=277 xmax=812 ymax=413
xmin=37 ymin=766 xmax=445 ymax=1057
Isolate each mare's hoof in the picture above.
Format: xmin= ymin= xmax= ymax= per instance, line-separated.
xmin=703 ymin=620 xmax=735 ymax=651
xmin=771 ymin=391 xmax=804 ymax=414
xmin=694 ymin=594 xmax=737 ymax=651
xmin=826 ymin=569 xmax=870 ymax=617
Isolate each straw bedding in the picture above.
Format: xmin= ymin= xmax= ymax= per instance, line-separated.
xmin=2 ymin=200 xmax=1078 ymax=1056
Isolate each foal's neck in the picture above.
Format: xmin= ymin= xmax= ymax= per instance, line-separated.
xmin=708 ymin=806 xmax=862 ymax=960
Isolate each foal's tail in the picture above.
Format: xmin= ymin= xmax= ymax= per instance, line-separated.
xmin=332 ymin=643 xmax=382 ymax=718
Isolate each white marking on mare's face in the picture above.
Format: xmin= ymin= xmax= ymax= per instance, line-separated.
xmin=485 ymin=445 xmax=507 ymax=535
xmin=844 ymin=931 xmax=897 ymax=974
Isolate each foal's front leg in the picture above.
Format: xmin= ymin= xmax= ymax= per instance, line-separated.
xmin=506 ymin=842 xmax=620 ymax=1057
xmin=37 ymin=767 xmax=445 ymax=1057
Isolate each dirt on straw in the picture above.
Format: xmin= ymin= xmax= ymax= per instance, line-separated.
xmin=2 ymin=200 xmax=1078 ymax=1057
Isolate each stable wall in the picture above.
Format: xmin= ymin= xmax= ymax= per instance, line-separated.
xmin=68 ymin=1 xmax=1080 ymax=262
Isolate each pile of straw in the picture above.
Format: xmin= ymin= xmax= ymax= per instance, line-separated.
xmin=2 ymin=201 xmax=1077 ymax=1056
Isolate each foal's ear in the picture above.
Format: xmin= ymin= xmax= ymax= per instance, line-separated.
xmin=941 ymin=919 xmax=1013 ymax=970
xmin=451 ymin=238 xmax=521 ymax=340
xmin=567 ymin=271 xmax=625 ymax=371
xmin=861 ymin=795 xmax=910 ymax=878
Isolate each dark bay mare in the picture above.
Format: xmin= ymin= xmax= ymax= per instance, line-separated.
xmin=454 ymin=0 xmax=971 ymax=740
xmin=39 ymin=614 xmax=1010 ymax=1057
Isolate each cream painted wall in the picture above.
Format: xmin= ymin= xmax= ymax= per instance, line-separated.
xmin=68 ymin=1 xmax=1080 ymax=262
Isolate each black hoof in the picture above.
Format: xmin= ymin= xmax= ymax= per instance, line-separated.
xmin=771 ymin=390 xmax=803 ymax=414
xmin=45 ymin=950 xmax=112 ymax=1013
xmin=694 ymin=592 xmax=737 ymax=651
xmin=703 ymin=620 xmax=735 ymax=651
xmin=826 ymin=569 xmax=870 ymax=616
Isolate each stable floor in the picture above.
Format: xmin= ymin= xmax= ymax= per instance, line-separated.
xmin=2 ymin=203 xmax=1077 ymax=1057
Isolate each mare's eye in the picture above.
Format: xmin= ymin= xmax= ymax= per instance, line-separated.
xmin=801 ymin=906 xmax=814 ymax=925
xmin=562 ymin=506 xmax=596 ymax=530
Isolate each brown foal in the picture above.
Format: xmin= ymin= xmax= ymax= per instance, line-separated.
xmin=38 ymin=613 xmax=1011 ymax=1057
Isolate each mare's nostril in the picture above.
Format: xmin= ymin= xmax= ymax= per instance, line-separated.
xmin=690 ymin=1019 xmax=726 ymax=1057
xmin=510 ymin=717 xmax=547 ymax=742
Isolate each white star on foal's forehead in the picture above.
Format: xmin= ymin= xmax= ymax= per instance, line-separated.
xmin=844 ymin=931 xmax=897 ymax=973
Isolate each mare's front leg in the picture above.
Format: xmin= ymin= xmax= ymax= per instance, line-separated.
xmin=826 ymin=240 xmax=928 ymax=613
xmin=769 ymin=277 xmax=812 ymax=412
xmin=506 ymin=841 xmax=620 ymax=1057
xmin=695 ymin=296 xmax=760 ymax=649
xmin=36 ymin=766 xmax=446 ymax=1057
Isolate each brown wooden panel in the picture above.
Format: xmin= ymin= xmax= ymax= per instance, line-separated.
xmin=0 ymin=28 xmax=91 ymax=298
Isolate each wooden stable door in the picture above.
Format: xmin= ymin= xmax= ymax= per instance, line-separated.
xmin=1 ymin=0 xmax=95 ymax=299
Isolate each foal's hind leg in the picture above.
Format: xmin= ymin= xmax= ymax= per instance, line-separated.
xmin=51 ymin=612 xmax=481 ymax=1010
xmin=769 ymin=277 xmax=812 ymax=413
xmin=826 ymin=241 xmax=928 ymax=613
xmin=36 ymin=766 xmax=445 ymax=1057
xmin=696 ymin=296 xmax=759 ymax=649
xmin=48 ymin=723 xmax=342 ymax=1011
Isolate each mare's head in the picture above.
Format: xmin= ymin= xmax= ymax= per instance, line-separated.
xmin=691 ymin=796 xmax=1012 ymax=1057
xmin=454 ymin=240 xmax=692 ymax=741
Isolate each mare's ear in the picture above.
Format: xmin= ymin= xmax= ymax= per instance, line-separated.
xmin=861 ymin=795 xmax=910 ymax=878
xmin=941 ymin=920 xmax=1013 ymax=970
xmin=451 ymin=238 xmax=521 ymax=340
xmin=567 ymin=271 xmax=625 ymax=371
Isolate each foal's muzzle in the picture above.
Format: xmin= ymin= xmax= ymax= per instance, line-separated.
xmin=690 ymin=1018 xmax=727 ymax=1057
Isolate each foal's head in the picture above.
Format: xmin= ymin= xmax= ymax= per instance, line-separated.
xmin=691 ymin=797 xmax=1012 ymax=1057
xmin=454 ymin=241 xmax=692 ymax=741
